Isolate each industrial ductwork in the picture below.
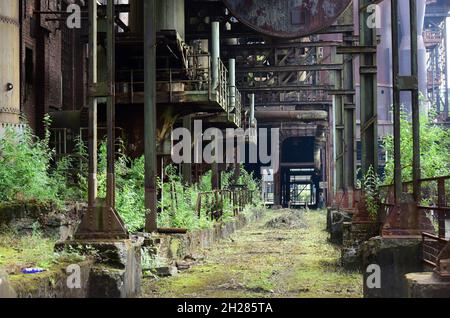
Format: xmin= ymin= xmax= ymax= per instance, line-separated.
xmin=255 ymin=110 xmax=328 ymax=123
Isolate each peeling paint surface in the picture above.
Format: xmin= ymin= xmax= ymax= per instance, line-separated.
xmin=224 ymin=0 xmax=351 ymax=38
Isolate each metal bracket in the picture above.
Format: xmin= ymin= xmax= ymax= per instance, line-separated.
xmin=88 ymin=82 xmax=114 ymax=97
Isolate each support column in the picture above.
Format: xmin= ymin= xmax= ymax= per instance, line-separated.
xmin=359 ymin=0 xmax=378 ymax=176
xmin=229 ymin=59 xmax=236 ymax=112
xmin=333 ymin=46 xmax=345 ymax=193
xmin=75 ymin=0 xmax=127 ymax=239
xmin=144 ymin=0 xmax=158 ymax=233
xmin=182 ymin=115 xmax=193 ymax=185
xmin=391 ymin=0 xmax=421 ymax=202
xmin=274 ymin=136 xmax=282 ymax=207
xmin=106 ymin=0 xmax=116 ymax=208
xmin=88 ymin=0 xmax=98 ymax=209
xmin=211 ymin=21 xmax=220 ymax=89
xmin=343 ymin=34 xmax=356 ymax=193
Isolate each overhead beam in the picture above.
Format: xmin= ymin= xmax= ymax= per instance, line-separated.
xmin=236 ymin=64 xmax=343 ymax=73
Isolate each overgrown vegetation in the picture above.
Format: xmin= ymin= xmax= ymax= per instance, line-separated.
xmin=0 ymin=116 xmax=75 ymax=207
xmin=0 ymin=117 xmax=261 ymax=233
xmin=383 ymin=110 xmax=450 ymax=183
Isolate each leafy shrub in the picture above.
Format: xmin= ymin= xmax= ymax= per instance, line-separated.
xmin=383 ymin=109 xmax=450 ymax=183
xmin=0 ymin=116 xmax=72 ymax=207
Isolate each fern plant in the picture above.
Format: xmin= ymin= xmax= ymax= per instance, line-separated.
xmin=362 ymin=166 xmax=381 ymax=221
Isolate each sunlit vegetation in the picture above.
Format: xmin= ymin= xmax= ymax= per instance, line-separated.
xmin=383 ymin=110 xmax=450 ymax=184
xmin=0 ymin=116 xmax=261 ymax=233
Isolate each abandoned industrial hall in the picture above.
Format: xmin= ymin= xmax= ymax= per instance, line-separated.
xmin=0 ymin=0 xmax=450 ymax=300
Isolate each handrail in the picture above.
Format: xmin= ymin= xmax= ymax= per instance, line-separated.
xmin=195 ymin=188 xmax=253 ymax=221
xmin=115 ymin=53 xmax=235 ymax=118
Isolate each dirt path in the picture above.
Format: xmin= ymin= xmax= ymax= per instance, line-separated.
xmin=142 ymin=209 xmax=363 ymax=298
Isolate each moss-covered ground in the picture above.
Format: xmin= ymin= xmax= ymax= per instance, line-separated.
xmin=142 ymin=209 xmax=363 ymax=298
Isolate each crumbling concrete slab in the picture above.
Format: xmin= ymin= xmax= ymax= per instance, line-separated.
xmin=362 ymin=237 xmax=423 ymax=298
xmin=405 ymin=272 xmax=450 ymax=298
xmin=341 ymin=222 xmax=380 ymax=270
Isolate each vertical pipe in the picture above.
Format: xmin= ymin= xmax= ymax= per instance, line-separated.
xmin=144 ymin=0 xmax=158 ymax=232
xmin=416 ymin=0 xmax=428 ymax=105
xmin=182 ymin=115 xmax=193 ymax=185
xmin=445 ymin=18 xmax=449 ymax=119
xmin=229 ymin=59 xmax=236 ymax=111
xmin=410 ymin=0 xmax=421 ymax=200
xmin=211 ymin=21 xmax=220 ymax=89
xmin=249 ymin=93 xmax=255 ymax=126
xmin=88 ymin=0 xmax=98 ymax=209
xmin=106 ymin=0 xmax=116 ymax=208
xmin=392 ymin=0 xmax=403 ymax=202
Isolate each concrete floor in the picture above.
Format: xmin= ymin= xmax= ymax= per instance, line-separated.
xmin=142 ymin=209 xmax=363 ymax=298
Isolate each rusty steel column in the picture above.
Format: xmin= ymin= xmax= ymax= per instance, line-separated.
xmin=75 ymin=0 xmax=127 ymax=240
xmin=333 ymin=45 xmax=345 ymax=192
xmin=144 ymin=0 xmax=158 ymax=233
xmin=343 ymin=39 xmax=356 ymax=191
xmin=391 ymin=0 xmax=421 ymax=201
xmin=0 ymin=1 xmax=20 ymax=126
xmin=359 ymin=0 xmax=378 ymax=177
xmin=88 ymin=0 xmax=98 ymax=208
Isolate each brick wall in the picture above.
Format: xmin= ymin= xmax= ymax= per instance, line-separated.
xmin=20 ymin=0 xmax=87 ymax=133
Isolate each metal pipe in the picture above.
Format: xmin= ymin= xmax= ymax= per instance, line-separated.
xmin=88 ymin=0 xmax=98 ymax=209
xmin=410 ymin=0 xmax=421 ymax=200
xmin=155 ymin=0 xmax=185 ymax=40
xmin=229 ymin=59 xmax=236 ymax=111
xmin=254 ymin=110 xmax=328 ymax=122
xmin=249 ymin=93 xmax=255 ymax=126
xmin=416 ymin=0 xmax=427 ymax=103
xmin=211 ymin=21 xmax=220 ymax=89
xmin=144 ymin=0 xmax=158 ymax=233
xmin=106 ymin=0 xmax=116 ymax=208
xmin=445 ymin=18 xmax=449 ymax=120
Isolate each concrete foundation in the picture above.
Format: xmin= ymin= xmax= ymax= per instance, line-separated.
xmin=327 ymin=208 xmax=353 ymax=244
xmin=0 ymin=239 xmax=143 ymax=298
xmin=362 ymin=237 xmax=423 ymax=298
xmin=143 ymin=208 xmax=264 ymax=273
xmin=0 ymin=202 xmax=84 ymax=240
xmin=341 ymin=222 xmax=380 ymax=270
xmin=405 ymin=272 xmax=450 ymax=298
xmin=55 ymin=239 xmax=143 ymax=298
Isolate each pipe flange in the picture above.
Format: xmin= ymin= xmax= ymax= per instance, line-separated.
xmin=0 ymin=107 xmax=21 ymax=115
xmin=1 ymin=122 xmax=26 ymax=129
xmin=0 ymin=15 xmax=20 ymax=27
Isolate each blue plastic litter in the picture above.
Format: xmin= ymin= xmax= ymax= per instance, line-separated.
xmin=21 ymin=268 xmax=46 ymax=274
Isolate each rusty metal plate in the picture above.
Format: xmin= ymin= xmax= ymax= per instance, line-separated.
xmin=224 ymin=0 xmax=351 ymax=38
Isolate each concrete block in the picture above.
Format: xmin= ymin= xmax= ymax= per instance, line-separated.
xmin=362 ymin=237 xmax=423 ymax=298
xmin=405 ymin=272 xmax=450 ymax=298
